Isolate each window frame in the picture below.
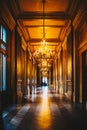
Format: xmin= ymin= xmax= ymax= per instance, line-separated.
xmin=0 ymin=24 xmax=7 ymax=92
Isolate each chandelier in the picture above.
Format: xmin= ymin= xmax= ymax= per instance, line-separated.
xmin=33 ymin=0 xmax=55 ymax=73
xmin=33 ymin=40 xmax=54 ymax=59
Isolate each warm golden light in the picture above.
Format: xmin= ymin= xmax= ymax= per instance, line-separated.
xmin=33 ymin=40 xmax=55 ymax=76
xmin=33 ymin=0 xmax=56 ymax=75
xmin=33 ymin=40 xmax=54 ymax=59
xmin=37 ymin=87 xmax=52 ymax=129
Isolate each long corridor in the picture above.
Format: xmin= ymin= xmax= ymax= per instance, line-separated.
xmin=1 ymin=87 xmax=87 ymax=130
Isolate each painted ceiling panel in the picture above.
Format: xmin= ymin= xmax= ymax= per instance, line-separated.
xmin=4 ymin=0 xmax=79 ymax=71
xmin=18 ymin=0 xmax=42 ymax=12
xmin=45 ymin=27 xmax=61 ymax=39
xmin=15 ymin=0 xmax=75 ymax=61
xmin=18 ymin=0 xmax=69 ymax=12
xmin=23 ymin=20 xmax=43 ymax=26
xmin=28 ymin=27 xmax=61 ymax=39
xmin=28 ymin=27 xmax=43 ymax=39
xmin=23 ymin=19 xmax=66 ymax=26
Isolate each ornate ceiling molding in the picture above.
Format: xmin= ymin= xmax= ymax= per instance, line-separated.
xmin=78 ymin=42 xmax=87 ymax=54
xmin=21 ymin=37 xmax=27 ymax=51
xmin=73 ymin=2 xmax=86 ymax=30
xmin=67 ymin=0 xmax=79 ymax=20
xmin=28 ymin=38 xmax=62 ymax=43
xmin=17 ymin=20 xmax=29 ymax=42
xmin=0 ymin=1 xmax=16 ymax=30
xmin=25 ymin=25 xmax=65 ymax=28
xmin=18 ymin=12 xmax=70 ymax=20
xmin=7 ymin=0 xmax=21 ymax=19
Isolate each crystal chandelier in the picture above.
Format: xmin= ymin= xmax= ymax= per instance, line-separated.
xmin=33 ymin=0 xmax=55 ymax=59
xmin=33 ymin=40 xmax=54 ymax=59
xmin=33 ymin=0 xmax=55 ymax=72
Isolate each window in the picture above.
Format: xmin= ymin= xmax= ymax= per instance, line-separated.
xmin=0 ymin=25 xmax=7 ymax=91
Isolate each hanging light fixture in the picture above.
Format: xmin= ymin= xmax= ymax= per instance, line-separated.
xmin=42 ymin=0 xmax=45 ymax=41
xmin=33 ymin=0 xmax=55 ymax=70
xmin=33 ymin=0 xmax=47 ymax=59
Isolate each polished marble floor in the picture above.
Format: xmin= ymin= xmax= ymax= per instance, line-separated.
xmin=0 ymin=87 xmax=87 ymax=130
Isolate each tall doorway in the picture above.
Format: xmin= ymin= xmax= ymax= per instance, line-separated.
xmin=82 ymin=50 xmax=87 ymax=108
xmin=41 ymin=77 xmax=48 ymax=87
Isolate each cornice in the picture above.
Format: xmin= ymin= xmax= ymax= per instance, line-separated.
xmin=17 ymin=26 xmax=22 ymax=37
xmin=59 ymin=20 xmax=71 ymax=43
xmin=27 ymin=43 xmax=33 ymax=60
xmin=60 ymin=27 xmax=67 ymax=42
xmin=8 ymin=0 xmax=20 ymax=18
xmin=21 ymin=37 xmax=27 ymax=51
xmin=17 ymin=26 xmax=27 ymax=51
xmin=0 ymin=2 xmax=16 ymax=30
xmin=73 ymin=3 xmax=86 ymax=30
xmin=62 ymin=37 xmax=67 ymax=48
xmin=18 ymin=12 xmax=70 ymax=20
xmin=78 ymin=41 xmax=87 ymax=53
xmin=17 ymin=20 xmax=29 ymax=42
xmin=67 ymin=0 xmax=79 ymax=20
xmin=66 ymin=20 xmax=71 ymax=36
